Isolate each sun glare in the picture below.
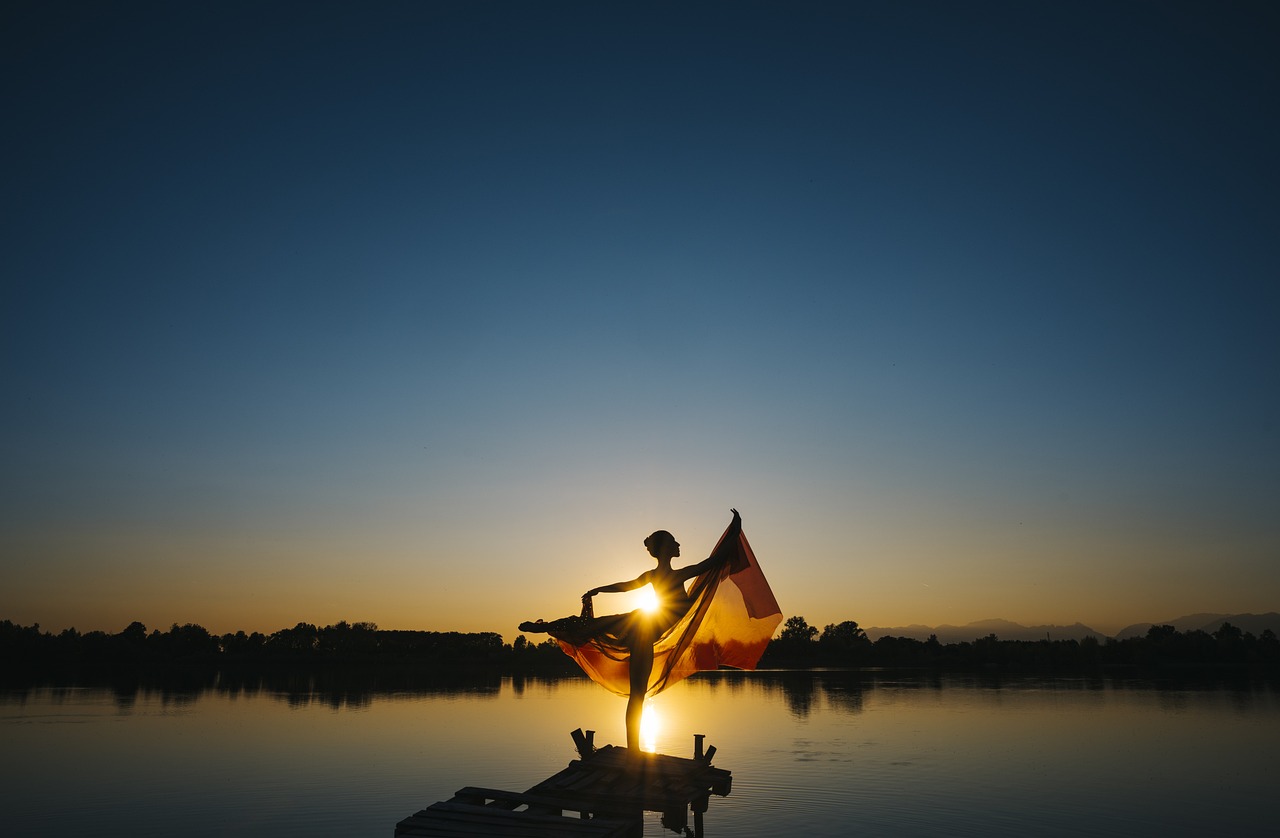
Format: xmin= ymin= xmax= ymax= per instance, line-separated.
xmin=640 ymin=704 xmax=660 ymax=753
xmin=638 ymin=584 xmax=659 ymax=613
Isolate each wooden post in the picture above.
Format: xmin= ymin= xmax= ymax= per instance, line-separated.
xmin=570 ymin=728 xmax=591 ymax=759
xmin=692 ymin=793 xmax=708 ymax=838
xmin=693 ymin=733 xmax=705 ymax=760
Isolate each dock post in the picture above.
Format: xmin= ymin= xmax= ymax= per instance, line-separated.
xmin=692 ymin=793 xmax=708 ymax=838
xmin=694 ymin=733 xmax=705 ymax=760
xmin=571 ymin=728 xmax=594 ymax=759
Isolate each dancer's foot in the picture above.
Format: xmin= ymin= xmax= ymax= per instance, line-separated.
xmin=518 ymin=619 xmax=547 ymax=633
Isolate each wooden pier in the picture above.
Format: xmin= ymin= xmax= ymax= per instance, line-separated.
xmin=395 ymin=730 xmax=731 ymax=837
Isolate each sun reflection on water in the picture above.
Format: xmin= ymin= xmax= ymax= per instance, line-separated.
xmin=640 ymin=704 xmax=660 ymax=752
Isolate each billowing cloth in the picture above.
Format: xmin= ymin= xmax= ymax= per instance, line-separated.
xmin=526 ymin=520 xmax=782 ymax=698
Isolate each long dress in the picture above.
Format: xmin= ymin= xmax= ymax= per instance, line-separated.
xmin=520 ymin=519 xmax=783 ymax=698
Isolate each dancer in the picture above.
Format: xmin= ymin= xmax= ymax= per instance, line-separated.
xmin=520 ymin=509 xmax=781 ymax=752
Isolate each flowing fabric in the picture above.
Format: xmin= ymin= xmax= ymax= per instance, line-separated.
xmin=529 ymin=520 xmax=783 ymax=698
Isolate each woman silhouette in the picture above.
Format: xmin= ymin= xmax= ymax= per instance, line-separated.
xmin=581 ymin=511 xmax=737 ymax=750
xmin=520 ymin=507 xmax=779 ymax=753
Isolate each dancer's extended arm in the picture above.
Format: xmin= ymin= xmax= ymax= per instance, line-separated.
xmin=676 ymin=508 xmax=742 ymax=580
xmin=584 ymin=571 xmax=651 ymax=599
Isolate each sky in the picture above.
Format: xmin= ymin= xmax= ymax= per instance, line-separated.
xmin=3 ymin=1 xmax=1277 ymax=639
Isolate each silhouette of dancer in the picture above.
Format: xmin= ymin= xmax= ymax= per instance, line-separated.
xmin=583 ymin=512 xmax=737 ymax=751
xmin=520 ymin=508 xmax=780 ymax=753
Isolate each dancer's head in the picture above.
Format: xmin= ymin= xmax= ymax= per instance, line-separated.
xmin=644 ymin=530 xmax=680 ymax=561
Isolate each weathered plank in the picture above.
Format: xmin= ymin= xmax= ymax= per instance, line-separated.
xmin=532 ymin=745 xmax=732 ymax=804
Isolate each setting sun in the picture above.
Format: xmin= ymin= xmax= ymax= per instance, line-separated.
xmin=638 ymin=584 xmax=660 ymax=614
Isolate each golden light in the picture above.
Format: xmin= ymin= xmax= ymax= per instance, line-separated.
xmin=640 ymin=704 xmax=660 ymax=753
xmin=638 ymin=583 xmax=659 ymax=614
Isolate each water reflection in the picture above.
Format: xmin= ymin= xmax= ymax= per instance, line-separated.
xmin=1 ymin=666 xmax=537 ymax=710
xmin=4 ymin=668 xmax=1279 ymax=838
xmin=640 ymin=705 xmax=661 ymax=752
xmin=778 ymin=672 xmax=818 ymax=718
xmin=4 ymin=667 xmax=1278 ymax=716
xmin=822 ymin=677 xmax=865 ymax=714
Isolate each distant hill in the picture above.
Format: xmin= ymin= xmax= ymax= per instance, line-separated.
xmin=863 ymin=618 xmax=1108 ymax=644
xmin=1114 ymin=612 xmax=1280 ymax=640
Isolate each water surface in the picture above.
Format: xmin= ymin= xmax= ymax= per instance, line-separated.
xmin=2 ymin=670 xmax=1275 ymax=836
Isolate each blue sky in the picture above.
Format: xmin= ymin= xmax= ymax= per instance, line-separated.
xmin=3 ymin=1 xmax=1277 ymax=636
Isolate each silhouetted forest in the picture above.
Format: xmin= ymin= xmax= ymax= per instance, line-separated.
xmin=3 ymin=616 xmax=1277 ymax=685
xmin=0 ymin=619 xmax=579 ymax=680
xmin=760 ymin=616 xmax=1280 ymax=668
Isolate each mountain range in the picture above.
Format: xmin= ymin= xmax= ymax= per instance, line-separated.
xmin=861 ymin=613 xmax=1280 ymax=643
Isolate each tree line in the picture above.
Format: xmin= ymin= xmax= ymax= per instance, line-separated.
xmin=760 ymin=616 xmax=1280 ymax=668
xmin=0 ymin=619 xmax=579 ymax=676
xmin=4 ymin=615 xmax=1277 ymax=678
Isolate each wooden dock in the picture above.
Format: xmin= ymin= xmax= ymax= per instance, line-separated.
xmin=395 ymin=730 xmax=731 ymax=837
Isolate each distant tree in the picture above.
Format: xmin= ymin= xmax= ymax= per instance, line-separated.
xmin=972 ymin=633 xmax=1004 ymax=666
xmin=1213 ymin=622 xmax=1246 ymax=662
xmin=819 ymin=620 xmax=868 ymax=647
xmin=759 ymin=616 xmax=821 ymax=666
xmin=780 ymin=616 xmax=818 ymax=643
xmin=319 ymin=621 xmax=354 ymax=655
xmin=120 ymin=621 xmax=147 ymax=642
xmin=221 ymin=630 xmax=267 ymax=657
xmin=818 ymin=621 xmax=870 ymax=664
xmin=1183 ymin=629 xmax=1215 ymax=660
xmin=154 ymin=623 xmax=218 ymax=660
xmin=873 ymin=634 xmax=930 ymax=665
xmin=1258 ymin=629 xmax=1279 ymax=663
xmin=270 ymin=622 xmax=320 ymax=656
xmin=1214 ymin=622 xmax=1243 ymax=643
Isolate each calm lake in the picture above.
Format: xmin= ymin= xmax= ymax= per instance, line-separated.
xmin=2 ymin=669 xmax=1276 ymax=837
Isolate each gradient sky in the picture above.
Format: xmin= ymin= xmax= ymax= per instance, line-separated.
xmin=3 ymin=2 xmax=1277 ymax=639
